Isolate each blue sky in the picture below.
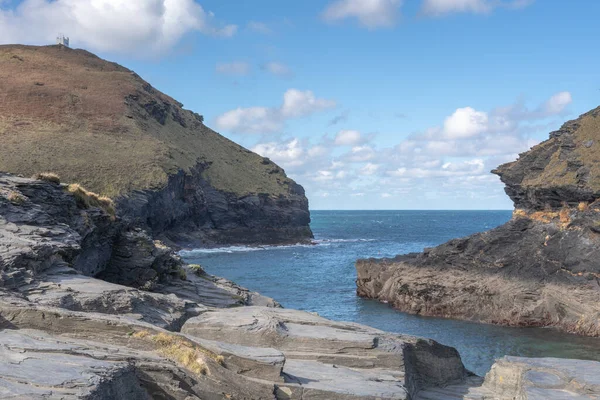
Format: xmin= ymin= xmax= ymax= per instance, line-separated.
xmin=1 ymin=0 xmax=599 ymax=209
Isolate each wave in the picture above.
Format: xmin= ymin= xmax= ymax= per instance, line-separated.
xmin=179 ymin=238 xmax=377 ymax=256
xmin=313 ymin=238 xmax=376 ymax=243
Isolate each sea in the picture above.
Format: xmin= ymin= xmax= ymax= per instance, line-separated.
xmin=180 ymin=210 xmax=600 ymax=376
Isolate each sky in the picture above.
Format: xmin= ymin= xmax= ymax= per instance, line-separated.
xmin=1 ymin=0 xmax=599 ymax=210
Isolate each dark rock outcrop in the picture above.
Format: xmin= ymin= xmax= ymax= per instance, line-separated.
xmin=356 ymin=106 xmax=600 ymax=337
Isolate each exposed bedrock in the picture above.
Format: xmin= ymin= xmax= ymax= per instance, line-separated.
xmin=0 ymin=172 xmax=472 ymax=399
xmin=356 ymin=106 xmax=600 ymax=336
xmin=117 ymin=164 xmax=312 ymax=247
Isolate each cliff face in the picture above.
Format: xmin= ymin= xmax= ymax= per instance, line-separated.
xmin=0 ymin=44 xmax=311 ymax=245
xmin=0 ymin=173 xmax=471 ymax=399
xmin=356 ymin=106 xmax=600 ymax=337
xmin=494 ymin=106 xmax=600 ymax=211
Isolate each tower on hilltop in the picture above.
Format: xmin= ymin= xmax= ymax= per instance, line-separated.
xmin=56 ymin=35 xmax=70 ymax=48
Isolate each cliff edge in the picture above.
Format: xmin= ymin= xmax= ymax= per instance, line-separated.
xmin=356 ymin=106 xmax=600 ymax=337
xmin=0 ymin=44 xmax=312 ymax=245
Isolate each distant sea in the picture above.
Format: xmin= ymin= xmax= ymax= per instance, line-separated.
xmin=181 ymin=210 xmax=600 ymax=376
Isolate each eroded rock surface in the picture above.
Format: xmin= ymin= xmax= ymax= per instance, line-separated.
xmin=416 ymin=356 xmax=600 ymax=399
xmin=357 ymin=107 xmax=600 ymax=336
xmin=0 ymin=172 xmax=473 ymax=399
xmin=182 ymin=307 xmax=468 ymax=398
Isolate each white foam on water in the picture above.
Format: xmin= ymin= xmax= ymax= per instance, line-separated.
xmin=179 ymin=238 xmax=377 ymax=256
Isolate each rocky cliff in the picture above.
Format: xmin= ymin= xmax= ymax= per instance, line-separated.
xmin=0 ymin=44 xmax=312 ymax=246
xmin=0 ymin=172 xmax=474 ymax=399
xmin=356 ymin=106 xmax=600 ymax=337
xmin=1 ymin=156 xmax=598 ymax=399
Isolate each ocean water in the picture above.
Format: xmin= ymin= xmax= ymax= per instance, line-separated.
xmin=181 ymin=210 xmax=600 ymax=376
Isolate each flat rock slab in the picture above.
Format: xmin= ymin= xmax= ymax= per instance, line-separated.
xmin=18 ymin=266 xmax=198 ymax=331
xmin=280 ymin=359 xmax=408 ymax=399
xmin=182 ymin=306 xmax=468 ymax=399
xmin=416 ymin=357 xmax=600 ymax=400
xmin=0 ymin=329 xmax=152 ymax=399
xmin=484 ymin=356 xmax=600 ymax=399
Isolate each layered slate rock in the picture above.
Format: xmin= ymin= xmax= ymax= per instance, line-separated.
xmin=356 ymin=106 xmax=600 ymax=336
xmin=182 ymin=307 xmax=469 ymax=399
xmin=416 ymin=357 xmax=600 ymax=400
xmin=0 ymin=173 xmax=476 ymax=399
xmin=0 ymin=44 xmax=312 ymax=246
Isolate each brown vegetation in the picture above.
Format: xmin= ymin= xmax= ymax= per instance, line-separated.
xmin=6 ymin=191 xmax=26 ymax=205
xmin=132 ymin=330 xmax=226 ymax=374
xmin=66 ymin=183 xmax=115 ymax=218
xmin=0 ymin=45 xmax=293 ymax=198
xmin=33 ymin=172 xmax=61 ymax=184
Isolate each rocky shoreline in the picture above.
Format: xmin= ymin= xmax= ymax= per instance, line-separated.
xmin=2 ymin=173 xmax=600 ymax=399
xmin=355 ymin=106 xmax=600 ymax=338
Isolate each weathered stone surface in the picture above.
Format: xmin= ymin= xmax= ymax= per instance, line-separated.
xmin=156 ymin=263 xmax=280 ymax=308
xmin=182 ymin=306 xmax=468 ymax=398
xmin=356 ymin=106 xmax=600 ymax=336
xmin=416 ymin=357 xmax=600 ymax=399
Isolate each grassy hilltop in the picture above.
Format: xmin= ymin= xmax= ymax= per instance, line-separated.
xmin=0 ymin=45 xmax=293 ymax=198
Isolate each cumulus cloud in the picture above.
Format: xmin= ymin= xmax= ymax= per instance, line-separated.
xmin=216 ymin=62 xmax=251 ymax=76
xmin=443 ymin=107 xmax=489 ymax=139
xmin=215 ymin=89 xmax=336 ymax=134
xmin=421 ymin=0 xmax=534 ymax=16
xmin=361 ymin=163 xmax=380 ymax=175
xmin=0 ymin=0 xmax=236 ymax=55
xmin=322 ymin=0 xmax=402 ymax=28
xmin=334 ymin=130 xmax=363 ymax=146
xmin=263 ymin=62 xmax=293 ymax=78
xmin=541 ymin=91 xmax=572 ymax=115
xmin=248 ymin=91 xmax=572 ymax=209
xmin=281 ymin=89 xmax=336 ymax=118
xmin=252 ymin=139 xmax=305 ymax=167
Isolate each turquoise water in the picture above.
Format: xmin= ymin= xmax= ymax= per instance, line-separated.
xmin=181 ymin=210 xmax=600 ymax=376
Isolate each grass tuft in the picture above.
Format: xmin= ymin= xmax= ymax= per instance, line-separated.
xmin=131 ymin=330 xmax=227 ymax=375
xmin=151 ymin=333 xmax=208 ymax=375
xmin=6 ymin=191 xmax=26 ymax=205
xmin=33 ymin=172 xmax=60 ymax=184
xmin=66 ymin=183 xmax=116 ymax=219
xmin=188 ymin=264 xmax=205 ymax=276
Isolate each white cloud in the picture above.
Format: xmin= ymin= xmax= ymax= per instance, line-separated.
xmin=541 ymin=91 xmax=572 ymax=115
xmin=0 ymin=0 xmax=236 ymax=55
xmin=281 ymin=89 xmax=336 ymax=118
xmin=346 ymin=145 xmax=376 ymax=162
xmin=264 ymin=62 xmax=293 ymax=77
xmin=252 ymin=139 xmax=305 ymax=167
xmin=421 ymin=0 xmax=534 ymax=16
xmin=361 ymin=163 xmax=380 ymax=175
xmin=322 ymin=0 xmax=402 ymax=28
xmin=215 ymin=107 xmax=281 ymax=134
xmin=334 ymin=130 xmax=362 ymax=146
xmin=247 ymin=21 xmax=272 ymax=34
xmin=443 ymin=107 xmax=489 ymax=139
xmin=216 ymin=62 xmax=251 ymax=76
xmin=245 ymin=91 xmax=571 ymax=209
xmin=215 ymin=89 xmax=335 ymax=134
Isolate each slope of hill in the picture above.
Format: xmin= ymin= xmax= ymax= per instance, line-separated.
xmin=0 ymin=44 xmax=312 ymax=245
xmin=356 ymin=106 xmax=600 ymax=336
